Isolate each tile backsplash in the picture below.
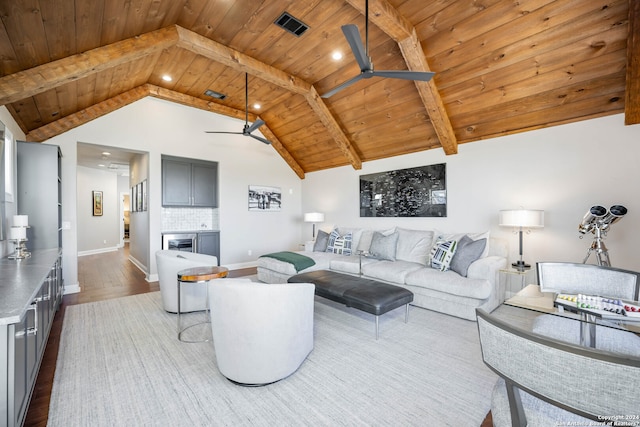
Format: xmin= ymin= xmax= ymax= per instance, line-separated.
xmin=162 ymin=207 xmax=219 ymax=231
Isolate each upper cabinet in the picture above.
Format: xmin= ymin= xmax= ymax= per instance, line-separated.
xmin=162 ymin=156 xmax=218 ymax=207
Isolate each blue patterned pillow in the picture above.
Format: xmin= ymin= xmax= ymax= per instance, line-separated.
xmin=326 ymin=229 xmax=353 ymax=255
xmin=429 ymin=240 xmax=457 ymax=271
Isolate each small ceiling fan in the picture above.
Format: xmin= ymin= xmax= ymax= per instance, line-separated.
xmin=205 ymin=73 xmax=271 ymax=145
xmin=321 ymin=0 xmax=435 ymax=98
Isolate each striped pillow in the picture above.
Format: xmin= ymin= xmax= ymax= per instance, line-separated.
xmin=326 ymin=229 xmax=353 ymax=256
xmin=430 ymin=240 xmax=457 ymax=271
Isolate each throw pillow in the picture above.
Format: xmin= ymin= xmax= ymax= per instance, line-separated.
xmin=429 ymin=240 xmax=457 ymax=271
xmin=368 ymin=231 xmax=399 ymax=261
xmin=313 ymin=229 xmax=330 ymax=252
xmin=326 ymin=229 xmax=353 ymax=255
xmin=450 ymin=235 xmax=487 ymax=277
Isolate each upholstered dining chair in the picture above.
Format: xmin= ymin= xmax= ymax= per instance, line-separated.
xmin=537 ymin=262 xmax=640 ymax=300
xmin=476 ymin=308 xmax=640 ymax=427
xmin=155 ymin=250 xmax=219 ymax=313
xmin=209 ymin=279 xmax=315 ymax=386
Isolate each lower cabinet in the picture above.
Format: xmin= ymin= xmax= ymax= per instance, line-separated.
xmin=1 ymin=254 xmax=62 ymax=427
xmin=197 ymin=231 xmax=220 ymax=263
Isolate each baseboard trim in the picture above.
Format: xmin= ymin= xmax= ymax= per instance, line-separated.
xmin=78 ymin=247 xmax=118 ymax=257
xmin=64 ymin=283 xmax=81 ymax=294
xmin=224 ymin=261 xmax=258 ymax=271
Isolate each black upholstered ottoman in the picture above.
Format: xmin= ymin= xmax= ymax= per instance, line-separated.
xmin=288 ymin=270 xmax=414 ymax=338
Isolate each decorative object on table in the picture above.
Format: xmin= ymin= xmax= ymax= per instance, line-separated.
xmin=359 ymin=163 xmax=446 ymax=217
xmin=578 ymin=204 xmax=627 ymax=266
xmin=8 ymin=214 xmax=31 ymax=259
xmin=499 ymin=208 xmax=544 ymax=271
xmin=92 ymin=190 xmax=103 ymax=216
xmin=303 ymin=212 xmax=324 ymax=239
xmin=248 ymin=185 xmax=281 ymax=211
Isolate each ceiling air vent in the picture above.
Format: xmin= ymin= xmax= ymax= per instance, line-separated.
xmin=204 ymin=89 xmax=226 ymax=100
xmin=274 ymin=12 xmax=309 ymax=37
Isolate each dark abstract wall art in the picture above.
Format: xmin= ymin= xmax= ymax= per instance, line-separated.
xmin=359 ymin=163 xmax=447 ymax=217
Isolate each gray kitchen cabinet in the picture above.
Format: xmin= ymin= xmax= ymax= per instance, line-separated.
xmin=17 ymin=141 xmax=62 ymax=250
xmin=197 ymin=231 xmax=220 ymax=262
xmin=1 ymin=250 xmax=62 ymax=427
xmin=162 ymin=156 xmax=218 ymax=207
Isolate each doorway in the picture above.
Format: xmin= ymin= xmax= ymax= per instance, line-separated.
xmin=121 ymin=192 xmax=130 ymax=246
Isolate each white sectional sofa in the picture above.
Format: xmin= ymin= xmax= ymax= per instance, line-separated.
xmin=257 ymin=227 xmax=508 ymax=321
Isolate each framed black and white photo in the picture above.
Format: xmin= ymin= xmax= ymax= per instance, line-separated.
xmin=248 ymin=185 xmax=281 ymax=212
xmin=360 ymin=163 xmax=447 ymax=217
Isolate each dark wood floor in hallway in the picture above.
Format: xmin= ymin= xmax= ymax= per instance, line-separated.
xmin=23 ymin=245 xmax=254 ymax=427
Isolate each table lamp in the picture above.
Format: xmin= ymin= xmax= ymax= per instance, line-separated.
xmin=304 ymin=212 xmax=324 ymax=239
xmin=499 ymin=209 xmax=544 ymax=271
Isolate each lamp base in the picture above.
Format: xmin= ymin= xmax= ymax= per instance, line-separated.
xmin=512 ymin=260 xmax=531 ymax=271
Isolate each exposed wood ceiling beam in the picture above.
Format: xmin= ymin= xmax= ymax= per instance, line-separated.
xmin=25 ymin=84 xmax=305 ymax=179
xmin=0 ymin=24 xmax=361 ymax=174
xmin=346 ymin=0 xmax=458 ymax=155
xmin=146 ymin=85 xmax=305 ymax=179
xmin=174 ymin=26 xmax=361 ymax=170
xmin=0 ymin=26 xmax=179 ymax=105
xmin=625 ymin=0 xmax=640 ymax=125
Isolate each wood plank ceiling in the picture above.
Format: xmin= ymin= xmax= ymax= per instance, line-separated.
xmin=0 ymin=0 xmax=637 ymax=179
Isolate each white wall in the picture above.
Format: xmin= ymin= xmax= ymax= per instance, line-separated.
xmin=76 ymin=166 xmax=119 ymax=253
xmin=47 ymin=97 xmax=303 ymax=290
xmin=302 ymin=114 xmax=640 ymax=272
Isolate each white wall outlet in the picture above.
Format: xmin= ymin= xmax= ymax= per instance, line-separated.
xmin=248 ymin=250 xmax=252 ymax=256
xmin=103 ymin=240 xmax=107 ymax=244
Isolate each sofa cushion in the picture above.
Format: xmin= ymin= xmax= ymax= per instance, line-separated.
xmin=394 ymin=228 xmax=435 ymax=266
xmin=404 ymin=267 xmax=493 ymax=299
xmin=313 ymin=229 xmax=330 ymax=252
xmin=326 ymin=229 xmax=353 ymax=255
xmin=330 ymin=256 xmax=378 ymax=275
xmin=438 ymin=230 xmax=490 ymax=258
xmin=430 ymin=240 xmax=457 ymax=271
xmin=337 ymin=227 xmax=364 ymax=252
xmin=362 ymin=260 xmax=423 ymax=284
xmin=257 ymin=251 xmax=338 ymax=275
xmin=368 ymin=231 xmax=399 ymax=261
xmin=450 ymin=235 xmax=487 ymax=277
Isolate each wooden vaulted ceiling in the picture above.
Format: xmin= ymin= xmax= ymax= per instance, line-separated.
xmin=0 ymin=0 xmax=638 ymax=179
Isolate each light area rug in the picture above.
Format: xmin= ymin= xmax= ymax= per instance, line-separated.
xmin=48 ymin=292 xmax=496 ymax=426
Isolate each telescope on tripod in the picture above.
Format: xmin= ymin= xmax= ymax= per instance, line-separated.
xmin=578 ymin=205 xmax=627 ymax=266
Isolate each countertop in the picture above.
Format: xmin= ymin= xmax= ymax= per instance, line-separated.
xmin=0 ymin=248 xmax=61 ymax=326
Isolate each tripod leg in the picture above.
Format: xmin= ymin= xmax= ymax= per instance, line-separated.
xmin=582 ymin=249 xmax=592 ymax=264
xmin=598 ymin=250 xmax=611 ymax=267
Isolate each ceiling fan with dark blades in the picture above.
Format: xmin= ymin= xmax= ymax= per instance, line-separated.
xmin=321 ymin=0 xmax=435 ymax=99
xmin=205 ymin=73 xmax=271 ymax=145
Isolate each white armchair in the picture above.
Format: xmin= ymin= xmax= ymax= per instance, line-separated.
xmin=155 ymin=250 xmax=219 ymax=313
xmin=209 ymin=279 xmax=315 ymax=386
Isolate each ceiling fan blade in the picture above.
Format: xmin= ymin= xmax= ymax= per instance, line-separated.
xmin=246 ymin=118 xmax=265 ymax=134
xmin=341 ymin=24 xmax=371 ymax=71
xmin=371 ymin=70 xmax=435 ymax=82
xmin=205 ymin=131 xmax=243 ymax=135
xmin=249 ymin=134 xmax=271 ymax=145
xmin=321 ymin=73 xmax=366 ymax=98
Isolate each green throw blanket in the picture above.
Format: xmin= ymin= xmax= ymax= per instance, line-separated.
xmin=260 ymin=251 xmax=315 ymax=272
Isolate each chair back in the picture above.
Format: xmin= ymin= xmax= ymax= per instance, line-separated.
xmin=537 ymin=262 xmax=640 ymax=300
xmin=476 ymin=308 xmax=640 ymax=425
xmin=209 ymin=280 xmax=315 ymax=385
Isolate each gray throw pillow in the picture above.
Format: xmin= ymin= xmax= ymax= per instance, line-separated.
xmin=450 ymin=235 xmax=487 ymax=277
xmin=368 ymin=231 xmax=399 ymax=261
xmin=313 ymin=229 xmax=330 ymax=252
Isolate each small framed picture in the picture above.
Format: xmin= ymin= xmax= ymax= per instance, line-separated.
xmin=248 ymin=185 xmax=281 ymax=211
xmin=92 ymin=191 xmax=103 ymax=216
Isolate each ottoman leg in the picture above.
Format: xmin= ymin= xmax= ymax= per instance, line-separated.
xmin=405 ymin=304 xmax=409 ymax=323
xmin=375 ymin=316 xmax=379 ymax=340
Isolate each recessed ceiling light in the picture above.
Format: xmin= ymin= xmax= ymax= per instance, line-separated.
xmin=162 ymin=75 xmax=172 ymax=82
xmin=98 ymin=164 xmax=105 ymax=167
xmin=332 ymin=51 xmax=343 ymax=60
xmin=253 ymin=103 xmax=261 ymax=110
xmin=102 ymin=151 xmax=111 ymax=156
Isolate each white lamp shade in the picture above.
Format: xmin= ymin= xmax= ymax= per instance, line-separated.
xmin=304 ymin=212 xmax=324 ymax=223
xmin=499 ymin=209 xmax=544 ymax=228
xmin=12 ymin=215 xmax=28 ymax=227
